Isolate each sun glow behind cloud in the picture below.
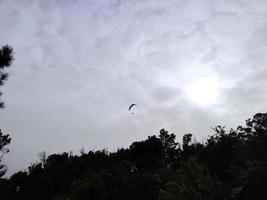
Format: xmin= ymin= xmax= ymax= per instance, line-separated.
xmin=184 ymin=77 xmax=219 ymax=106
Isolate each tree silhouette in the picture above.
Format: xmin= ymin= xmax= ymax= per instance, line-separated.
xmin=0 ymin=130 xmax=11 ymax=177
xmin=3 ymin=113 xmax=267 ymax=199
xmin=0 ymin=45 xmax=13 ymax=177
xmin=0 ymin=45 xmax=13 ymax=109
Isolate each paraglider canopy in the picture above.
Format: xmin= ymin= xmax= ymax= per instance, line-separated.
xmin=129 ymin=104 xmax=137 ymax=114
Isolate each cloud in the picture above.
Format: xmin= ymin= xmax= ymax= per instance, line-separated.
xmin=0 ymin=0 xmax=267 ymax=176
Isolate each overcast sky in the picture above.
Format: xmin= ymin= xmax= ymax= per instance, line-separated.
xmin=1 ymin=0 xmax=267 ymax=176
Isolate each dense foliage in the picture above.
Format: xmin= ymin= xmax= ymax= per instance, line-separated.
xmin=1 ymin=113 xmax=267 ymax=199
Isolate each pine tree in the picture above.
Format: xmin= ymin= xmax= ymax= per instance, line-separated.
xmin=0 ymin=45 xmax=13 ymax=177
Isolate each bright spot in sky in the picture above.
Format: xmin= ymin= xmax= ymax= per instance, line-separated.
xmin=184 ymin=78 xmax=219 ymax=106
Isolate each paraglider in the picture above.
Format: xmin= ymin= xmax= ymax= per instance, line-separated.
xmin=129 ymin=104 xmax=137 ymax=114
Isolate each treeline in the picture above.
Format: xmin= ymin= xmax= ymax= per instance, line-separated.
xmin=1 ymin=113 xmax=267 ymax=200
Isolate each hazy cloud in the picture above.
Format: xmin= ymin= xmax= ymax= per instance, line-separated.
xmin=0 ymin=0 xmax=267 ymax=176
